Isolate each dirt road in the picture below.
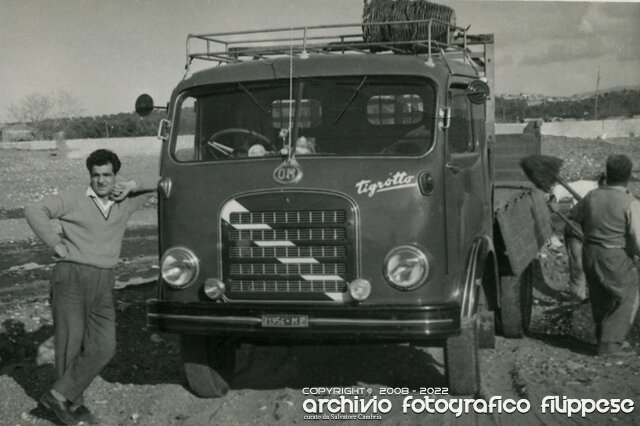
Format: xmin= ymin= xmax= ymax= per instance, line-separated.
xmin=1 ymin=227 xmax=639 ymax=425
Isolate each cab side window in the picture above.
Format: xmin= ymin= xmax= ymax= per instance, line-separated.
xmin=448 ymin=90 xmax=473 ymax=153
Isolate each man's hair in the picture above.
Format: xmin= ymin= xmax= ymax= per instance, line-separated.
xmin=605 ymin=154 xmax=633 ymax=186
xmin=86 ymin=149 xmax=121 ymax=174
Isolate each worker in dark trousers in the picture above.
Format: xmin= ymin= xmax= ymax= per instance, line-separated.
xmin=572 ymin=155 xmax=640 ymax=356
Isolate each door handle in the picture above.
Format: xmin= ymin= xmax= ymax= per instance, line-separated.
xmin=446 ymin=163 xmax=461 ymax=174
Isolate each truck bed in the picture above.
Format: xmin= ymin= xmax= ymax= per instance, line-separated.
xmin=493 ymin=121 xmax=541 ymax=182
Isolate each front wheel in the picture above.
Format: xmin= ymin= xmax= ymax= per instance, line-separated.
xmin=498 ymin=259 xmax=535 ymax=338
xmin=444 ymin=315 xmax=480 ymax=396
xmin=180 ymin=335 xmax=236 ymax=398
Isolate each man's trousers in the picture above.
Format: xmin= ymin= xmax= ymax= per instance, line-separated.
xmin=583 ymin=244 xmax=640 ymax=344
xmin=50 ymin=261 xmax=116 ymax=403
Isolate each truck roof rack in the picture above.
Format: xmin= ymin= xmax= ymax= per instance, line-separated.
xmin=185 ymin=20 xmax=492 ymax=75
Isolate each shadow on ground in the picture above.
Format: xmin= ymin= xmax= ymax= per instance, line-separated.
xmin=231 ymin=343 xmax=445 ymax=391
xmin=2 ymin=280 xmax=448 ymax=420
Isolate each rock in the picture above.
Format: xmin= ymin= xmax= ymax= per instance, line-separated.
xmin=131 ymin=413 xmax=140 ymax=421
xmin=150 ymin=333 xmax=164 ymax=344
xmin=36 ymin=336 xmax=55 ymax=366
xmin=566 ymin=360 xmax=582 ymax=370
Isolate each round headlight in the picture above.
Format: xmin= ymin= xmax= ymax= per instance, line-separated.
xmin=383 ymin=246 xmax=429 ymax=290
xmin=161 ymin=247 xmax=199 ymax=289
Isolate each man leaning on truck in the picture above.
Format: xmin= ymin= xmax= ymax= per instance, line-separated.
xmin=572 ymin=154 xmax=640 ymax=357
xmin=24 ymin=149 xmax=157 ymax=425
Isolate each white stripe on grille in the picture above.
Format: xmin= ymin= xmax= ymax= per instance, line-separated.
xmin=278 ymin=257 xmax=319 ymax=264
xmin=325 ymin=292 xmax=349 ymax=302
xmin=301 ymin=275 xmax=344 ymax=281
xmin=255 ymin=241 xmax=296 ymax=247
xmin=221 ymin=200 xmax=249 ymax=223
xmin=232 ymin=224 xmax=272 ymax=230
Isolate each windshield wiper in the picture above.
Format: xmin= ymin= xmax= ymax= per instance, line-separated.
xmin=238 ymin=83 xmax=270 ymax=116
xmin=333 ymin=76 xmax=368 ymax=124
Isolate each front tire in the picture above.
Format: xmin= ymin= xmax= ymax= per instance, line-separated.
xmin=498 ymin=259 xmax=535 ymax=338
xmin=445 ymin=315 xmax=480 ymax=396
xmin=180 ymin=335 xmax=236 ymax=398
xmin=478 ymin=283 xmax=496 ymax=349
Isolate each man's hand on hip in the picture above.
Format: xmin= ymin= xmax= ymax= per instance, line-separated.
xmin=53 ymin=243 xmax=68 ymax=259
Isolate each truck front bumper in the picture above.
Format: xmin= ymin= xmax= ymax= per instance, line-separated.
xmin=147 ymin=299 xmax=460 ymax=341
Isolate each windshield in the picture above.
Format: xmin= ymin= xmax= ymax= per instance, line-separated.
xmin=171 ymin=76 xmax=436 ymax=162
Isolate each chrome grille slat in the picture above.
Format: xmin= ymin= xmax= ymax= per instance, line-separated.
xmin=229 ymin=228 xmax=345 ymax=241
xmin=230 ymin=280 xmax=347 ymax=293
xmin=229 ymin=246 xmax=346 ymax=258
xmin=230 ymin=263 xmax=346 ymax=275
xmin=230 ymin=210 xmax=346 ymax=225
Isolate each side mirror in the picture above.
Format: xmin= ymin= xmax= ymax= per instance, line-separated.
xmin=467 ymin=80 xmax=490 ymax=105
xmin=135 ymin=94 xmax=155 ymax=117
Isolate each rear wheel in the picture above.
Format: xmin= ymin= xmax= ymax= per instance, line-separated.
xmin=498 ymin=260 xmax=535 ymax=338
xmin=180 ymin=335 xmax=236 ymax=398
xmin=445 ymin=315 xmax=480 ymax=396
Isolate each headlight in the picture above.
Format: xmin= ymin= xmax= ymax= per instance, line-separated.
xmin=204 ymin=278 xmax=226 ymax=300
xmin=161 ymin=247 xmax=199 ymax=289
xmin=383 ymin=246 xmax=429 ymax=290
xmin=348 ymin=278 xmax=372 ymax=301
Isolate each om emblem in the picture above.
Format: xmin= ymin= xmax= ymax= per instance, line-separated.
xmin=273 ymin=161 xmax=303 ymax=184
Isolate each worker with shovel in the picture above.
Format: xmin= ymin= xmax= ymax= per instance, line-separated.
xmin=571 ymin=155 xmax=640 ymax=357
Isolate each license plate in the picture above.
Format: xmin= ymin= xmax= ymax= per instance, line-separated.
xmin=261 ymin=314 xmax=309 ymax=328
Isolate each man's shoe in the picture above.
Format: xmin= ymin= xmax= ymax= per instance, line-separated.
xmin=598 ymin=342 xmax=637 ymax=358
xmin=70 ymin=405 xmax=100 ymax=424
xmin=39 ymin=391 xmax=78 ymax=425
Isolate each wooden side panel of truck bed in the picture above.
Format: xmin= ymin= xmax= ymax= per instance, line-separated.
xmin=494 ymin=185 xmax=552 ymax=276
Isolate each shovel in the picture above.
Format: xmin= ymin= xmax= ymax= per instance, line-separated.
xmin=520 ymin=155 xmax=583 ymax=238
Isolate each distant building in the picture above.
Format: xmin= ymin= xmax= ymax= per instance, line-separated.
xmin=1 ymin=123 xmax=35 ymax=142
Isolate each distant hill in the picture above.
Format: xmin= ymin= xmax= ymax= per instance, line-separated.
xmin=498 ymin=85 xmax=640 ymax=101
xmin=495 ymin=88 xmax=640 ymax=123
xmin=571 ymin=84 xmax=640 ymax=99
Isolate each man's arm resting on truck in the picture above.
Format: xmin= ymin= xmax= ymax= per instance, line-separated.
xmin=110 ymin=177 xmax=157 ymax=201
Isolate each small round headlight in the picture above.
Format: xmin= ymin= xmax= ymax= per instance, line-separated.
xmin=204 ymin=278 xmax=226 ymax=300
xmin=348 ymin=278 xmax=372 ymax=301
xmin=160 ymin=247 xmax=199 ymax=289
xmin=383 ymin=246 xmax=429 ymax=290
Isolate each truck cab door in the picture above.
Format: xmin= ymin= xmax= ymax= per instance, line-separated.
xmin=444 ymin=87 xmax=489 ymax=276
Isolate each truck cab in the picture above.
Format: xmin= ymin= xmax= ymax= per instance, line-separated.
xmin=142 ymin=19 xmax=549 ymax=397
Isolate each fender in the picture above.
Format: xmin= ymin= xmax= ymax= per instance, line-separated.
xmin=460 ymin=235 xmax=497 ymax=318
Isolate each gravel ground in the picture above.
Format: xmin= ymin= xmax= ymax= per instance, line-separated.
xmin=1 ymin=139 xmax=640 ymax=425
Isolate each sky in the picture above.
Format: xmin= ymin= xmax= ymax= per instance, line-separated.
xmin=0 ymin=0 xmax=639 ymax=122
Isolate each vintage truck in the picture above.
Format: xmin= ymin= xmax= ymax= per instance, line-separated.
xmin=138 ymin=16 xmax=551 ymax=397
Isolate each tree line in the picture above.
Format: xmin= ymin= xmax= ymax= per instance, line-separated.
xmin=7 ymin=88 xmax=640 ymax=141
xmin=38 ymin=111 xmax=164 ymax=140
xmin=6 ymin=90 xmax=164 ymax=141
xmin=496 ymin=89 xmax=640 ymax=123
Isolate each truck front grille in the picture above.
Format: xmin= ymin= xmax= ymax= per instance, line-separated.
xmin=221 ymin=194 xmax=356 ymax=303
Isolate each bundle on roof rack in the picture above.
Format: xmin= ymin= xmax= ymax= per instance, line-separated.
xmin=362 ymin=0 xmax=456 ymax=48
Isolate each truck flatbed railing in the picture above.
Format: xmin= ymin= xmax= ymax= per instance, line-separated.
xmin=185 ymin=19 xmax=491 ymax=72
